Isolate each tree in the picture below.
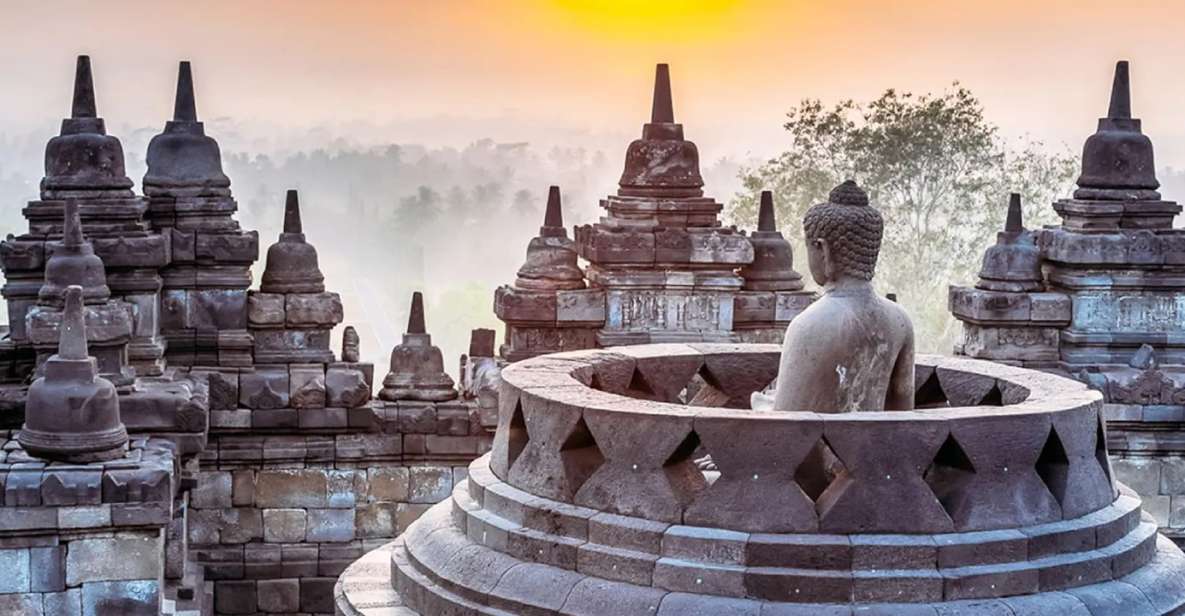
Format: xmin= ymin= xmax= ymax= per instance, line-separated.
xmin=728 ymin=85 xmax=1077 ymax=352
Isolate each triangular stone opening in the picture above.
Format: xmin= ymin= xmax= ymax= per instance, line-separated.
xmin=665 ymin=430 xmax=701 ymax=467
xmin=1095 ymin=417 xmax=1113 ymax=485
xmin=507 ymin=400 xmax=529 ymax=470
xmin=1036 ymin=426 xmax=1071 ymax=506
xmin=794 ymin=436 xmax=848 ymax=503
xmin=560 ymin=416 xmax=604 ymax=493
xmin=626 ymin=367 xmax=659 ymax=400
xmin=588 ymin=372 xmax=603 ymax=391
xmin=914 ymin=370 xmax=948 ymax=408
xmin=979 ymin=384 xmax=1003 ymax=406
xmin=924 ymin=434 xmax=977 ymax=519
xmin=679 ymin=366 xmax=730 ymax=407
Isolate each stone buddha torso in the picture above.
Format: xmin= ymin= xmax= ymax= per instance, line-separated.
xmin=771 ymin=180 xmax=915 ymax=413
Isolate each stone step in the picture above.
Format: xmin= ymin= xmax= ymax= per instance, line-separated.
xmin=382 ymin=502 xmax=1185 ymax=615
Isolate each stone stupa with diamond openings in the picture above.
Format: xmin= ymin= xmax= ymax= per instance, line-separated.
xmin=19 ymin=285 xmax=128 ymax=462
xmin=0 ymin=55 xmax=169 ymax=376
xmin=146 ymin=61 xmax=258 ymax=367
xmin=379 ymin=292 xmax=457 ymax=402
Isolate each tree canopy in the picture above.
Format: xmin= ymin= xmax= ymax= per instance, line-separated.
xmin=728 ymin=85 xmax=1077 ymax=352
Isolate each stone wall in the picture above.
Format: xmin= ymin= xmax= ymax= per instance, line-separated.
xmin=188 ymin=400 xmax=492 ymax=615
xmin=0 ymin=436 xmax=185 ymax=616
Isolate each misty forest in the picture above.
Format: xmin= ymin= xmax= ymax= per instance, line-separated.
xmin=3 ymin=85 xmax=1185 ymax=372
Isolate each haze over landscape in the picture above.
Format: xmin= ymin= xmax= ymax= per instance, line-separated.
xmin=4 ymin=0 xmax=1185 ymax=370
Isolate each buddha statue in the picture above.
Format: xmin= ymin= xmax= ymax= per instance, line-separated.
xmin=772 ymin=180 xmax=915 ymax=413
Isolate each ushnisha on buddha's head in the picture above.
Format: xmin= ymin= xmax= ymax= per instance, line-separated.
xmin=802 ymin=180 xmax=884 ymax=288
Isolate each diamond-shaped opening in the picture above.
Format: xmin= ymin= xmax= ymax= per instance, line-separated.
xmin=665 ymin=430 xmax=701 ymax=467
xmin=507 ymin=401 xmax=529 ymax=470
xmin=924 ymin=434 xmax=977 ymax=518
xmin=664 ymin=430 xmax=708 ymax=493
xmin=1036 ymin=426 xmax=1070 ymax=506
xmin=979 ymin=384 xmax=1003 ymax=406
xmin=626 ymin=367 xmax=661 ymax=401
xmin=679 ymin=367 xmax=730 ymax=407
xmin=560 ymin=416 xmax=604 ymax=493
xmin=794 ymin=437 xmax=848 ymax=503
xmin=1095 ymin=417 xmax=1113 ymax=485
xmin=915 ymin=371 xmax=949 ymax=408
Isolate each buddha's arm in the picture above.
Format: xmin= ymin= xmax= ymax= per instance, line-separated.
xmin=885 ymin=327 xmax=915 ymax=410
xmin=772 ymin=324 xmax=815 ymax=412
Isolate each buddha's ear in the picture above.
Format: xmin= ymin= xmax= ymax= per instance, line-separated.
xmin=818 ymin=238 xmax=835 ymax=280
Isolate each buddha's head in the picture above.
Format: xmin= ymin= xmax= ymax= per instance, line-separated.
xmin=803 ymin=180 xmax=884 ymax=286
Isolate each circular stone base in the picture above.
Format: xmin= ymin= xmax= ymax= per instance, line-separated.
xmin=336 ymin=531 xmax=1185 ymax=616
xmin=336 ymin=467 xmax=1185 ymax=616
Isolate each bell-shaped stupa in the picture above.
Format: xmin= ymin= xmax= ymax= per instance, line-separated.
xmin=617 ymin=64 xmax=704 ymax=197
xmin=26 ymin=201 xmax=133 ymax=382
xmin=379 ymin=292 xmax=457 ymax=402
xmin=40 ymin=56 xmax=135 ymax=200
xmin=19 ymin=285 xmax=127 ymax=462
xmin=261 ymin=190 xmax=325 ymax=294
xmin=739 ymin=191 xmax=803 ymax=291
xmin=144 ymin=61 xmax=232 ymax=198
xmin=1074 ymin=61 xmax=1160 ymax=201
xmin=39 ymin=200 xmax=111 ymax=306
xmin=974 ymin=193 xmax=1043 ymax=292
xmin=513 ymin=186 xmax=584 ymax=290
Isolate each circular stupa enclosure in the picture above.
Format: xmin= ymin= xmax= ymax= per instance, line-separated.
xmin=336 ymin=344 xmax=1185 ymax=615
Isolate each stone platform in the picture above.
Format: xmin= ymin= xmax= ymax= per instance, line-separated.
xmin=336 ymin=344 xmax=1185 ymax=615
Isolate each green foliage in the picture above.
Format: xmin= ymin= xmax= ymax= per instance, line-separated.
xmin=728 ymin=85 xmax=1077 ymax=353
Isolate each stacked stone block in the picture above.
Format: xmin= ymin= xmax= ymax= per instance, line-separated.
xmin=188 ymin=400 xmax=493 ymax=615
xmin=0 ymin=435 xmax=195 ymax=616
xmin=147 ymin=62 xmax=259 ymax=368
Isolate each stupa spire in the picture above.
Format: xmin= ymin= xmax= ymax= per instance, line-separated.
xmin=173 ymin=61 xmax=197 ymax=122
xmin=57 ymin=286 xmax=89 ymax=360
xmin=651 ymin=63 xmax=674 ymax=123
xmin=408 ymin=292 xmax=426 ymax=335
xmin=543 ymin=186 xmax=563 ymax=229
xmin=1108 ymin=61 xmax=1131 ymax=120
xmin=758 ymin=191 xmax=776 ymax=232
xmin=283 ymin=189 xmax=303 ymax=234
xmin=1005 ymin=193 xmax=1023 ymax=233
xmin=71 ymin=55 xmax=96 ymax=119
xmin=63 ymin=200 xmax=84 ymax=247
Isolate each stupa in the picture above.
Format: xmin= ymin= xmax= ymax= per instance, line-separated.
xmin=0 ymin=55 xmax=169 ymax=376
xmin=950 ymin=61 xmax=1185 ymax=544
xmin=734 ymin=190 xmax=814 ymax=342
xmin=146 ymin=61 xmax=258 ymax=367
xmin=496 ymin=65 xmax=812 ymax=361
xmin=495 ymin=186 xmax=600 ymax=360
xmin=19 ymin=285 xmax=128 ymax=462
xmin=25 ymin=200 xmax=133 ymax=384
xmin=575 ymin=63 xmax=754 ymax=346
xmin=250 ymin=190 xmax=337 ymax=365
xmin=379 ymin=292 xmax=457 ymax=402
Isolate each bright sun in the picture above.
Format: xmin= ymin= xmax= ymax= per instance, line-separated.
xmin=544 ymin=0 xmax=747 ymax=41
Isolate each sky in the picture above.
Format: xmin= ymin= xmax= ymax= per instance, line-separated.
xmin=3 ymin=0 xmax=1185 ymax=167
